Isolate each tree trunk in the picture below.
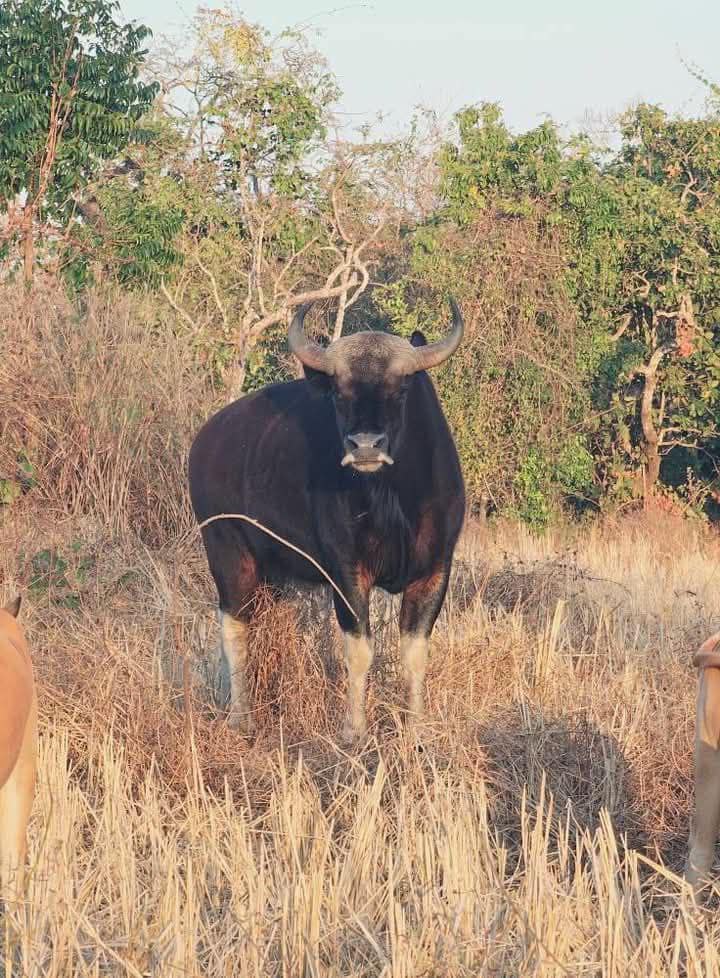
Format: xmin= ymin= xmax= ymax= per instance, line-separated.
xmin=23 ymin=207 xmax=34 ymax=286
xmin=476 ymin=493 xmax=490 ymax=524
xmin=643 ymin=440 xmax=662 ymax=500
xmin=635 ymin=343 xmax=671 ymax=501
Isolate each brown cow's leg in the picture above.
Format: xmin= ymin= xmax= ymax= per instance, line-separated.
xmin=0 ymin=690 xmax=37 ymax=901
xmin=399 ymin=565 xmax=451 ymax=724
xmin=686 ymin=665 xmax=720 ymax=892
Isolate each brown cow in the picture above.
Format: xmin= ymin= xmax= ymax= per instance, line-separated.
xmin=0 ymin=595 xmax=37 ymax=899
xmin=685 ymin=630 xmax=720 ymax=893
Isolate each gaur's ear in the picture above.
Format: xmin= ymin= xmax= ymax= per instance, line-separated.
xmin=410 ymin=330 xmax=427 ymax=348
xmin=3 ymin=594 xmax=21 ymax=618
xmin=302 ymin=365 xmax=333 ymax=392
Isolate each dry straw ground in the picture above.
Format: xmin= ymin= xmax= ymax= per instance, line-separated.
xmin=2 ymin=282 xmax=720 ymax=976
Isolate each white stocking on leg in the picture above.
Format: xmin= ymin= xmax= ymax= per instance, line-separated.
xmin=341 ymin=633 xmax=373 ymax=743
xmin=220 ymin=612 xmax=254 ymax=734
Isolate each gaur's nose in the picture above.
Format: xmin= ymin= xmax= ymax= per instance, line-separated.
xmin=345 ymin=432 xmax=389 ymax=454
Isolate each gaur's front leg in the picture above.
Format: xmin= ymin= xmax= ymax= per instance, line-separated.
xmin=332 ymin=571 xmax=372 ymax=744
xmin=399 ymin=565 xmax=451 ymax=722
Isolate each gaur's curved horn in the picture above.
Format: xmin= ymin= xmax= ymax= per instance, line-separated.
xmin=409 ymin=297 xmax=464 ymax=372
xmin=288 ymin=303 xmax=333 ymax=374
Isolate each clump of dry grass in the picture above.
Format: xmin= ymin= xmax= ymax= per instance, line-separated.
xmin=0 ymin=279 xmax=213 ymax=543
xmin=4 ymin=716 xmax=720 ymax=976
xmin=2 ymin=281 xmax=720 ymax=975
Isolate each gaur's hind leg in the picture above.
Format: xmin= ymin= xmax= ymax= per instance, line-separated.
xmin=687 ymin=658 xmax=720 ymax=892
xmin=333 ymin=575 xmax=372 ymax=744
xmin=203 ymin=527 xmax=259 ymax=735
xmin=219 ymin=611 xmax=254 ymax=734
xmin=398 ymin=565 xmax=451 ymax=723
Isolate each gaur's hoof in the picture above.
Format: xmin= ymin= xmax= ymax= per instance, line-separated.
xmin=227 ymin=710 xmax=255 ymax=737
xmin=339 ymin=719 xmax=367 ymax=747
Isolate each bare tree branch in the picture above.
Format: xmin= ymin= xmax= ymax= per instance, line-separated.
xmin=195 ymin=250 xmax=228 ymax=331
xmin=332 ymin=259 xmax=354 ymax=341
xmin=610 ymin=312 xmax=632 ymax=342
xmin=160 ymin=279 xmax=200 ymax=333
xmin=247 ymin=274 xmax=360 ymax=343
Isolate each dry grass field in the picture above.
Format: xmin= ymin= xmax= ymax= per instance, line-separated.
xmin=2 ymin=282 xmax=720 ymax=976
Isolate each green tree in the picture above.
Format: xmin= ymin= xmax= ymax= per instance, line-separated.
xmin=402 ymin=101 xmax=720 ymax=520
xmin=0 ymin=0 xmax=157 ymax=282
xmin=591 ymin=105 xmax=720 ymax=501
xmin=132 ymin=10 xmax=400 ymax=398
xmin=63 ymin=119 xmax=188 ymax=290
xmin=385 ymin=105 xmax=597 ymax=522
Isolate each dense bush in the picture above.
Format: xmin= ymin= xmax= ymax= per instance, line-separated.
xmin=378 ymin=101 xmax=720 ymax=522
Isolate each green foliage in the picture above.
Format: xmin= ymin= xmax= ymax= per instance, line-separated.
xmin=194 ymin=11 xmax=338 ymax=197
xmin=582 ymin=106 xmax=720 ymax=498
xmin=98 ymin=189 xmax=184 ymax=286
xmin=242 ymin=322 xmax=293 ymax=393
xmin=512 ymin=450 xmax=553 ymax=530
xmin=219 ymin=75 xmax=332 ymax=196
xmin=438 ymin=103 xmax=567 ymax=226
xmin=25 ymin=540 xmax=92 ymax=609
xmin=0 ymin=0 xmax=157 ymax=224
xmin=553 ymin=437 xmax=596 ymax=500
xmin=377 ymin=178 xmax=593 ymax=521
xmin=388 ymin=100 xmax=720 ymax=523
xmin=67 ymin=169 xmax=185 ymax=288
xmin=509 ymin=441 xmax=594 ymax=530
xmin=0 ymin=451 xmax=35 ymax=507
xmin=0 ymin=478 xmax=22 ymax=505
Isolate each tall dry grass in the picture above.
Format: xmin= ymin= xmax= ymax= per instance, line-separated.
xmin=0 ymin=279 xmax=211 ymax=542
xmin=1 ymin=281 xmax=720 ymax=975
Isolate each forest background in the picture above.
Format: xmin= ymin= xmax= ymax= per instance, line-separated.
xmin=2 ymin=0 xmax=720 ymax=531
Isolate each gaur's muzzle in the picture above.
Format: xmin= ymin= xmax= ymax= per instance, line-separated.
xmin=341 ymin=432 xmax=394 ymax=472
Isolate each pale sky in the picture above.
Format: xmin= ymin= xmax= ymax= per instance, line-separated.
xmin=120 ymin=0 xmax=719 ymax=138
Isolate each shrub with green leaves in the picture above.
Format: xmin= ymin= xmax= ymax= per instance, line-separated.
xmin=383 ymin=100 xmax=720 ymax=522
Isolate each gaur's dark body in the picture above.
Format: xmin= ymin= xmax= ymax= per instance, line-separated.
xmin=189 ymin=301 xmax=465 ymax=739
xmin=190 ymin=373 xmax=463 ymax=612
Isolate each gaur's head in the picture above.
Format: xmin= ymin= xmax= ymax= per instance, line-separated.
xmin=288 ymin=299 xmax=463 ymax=473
